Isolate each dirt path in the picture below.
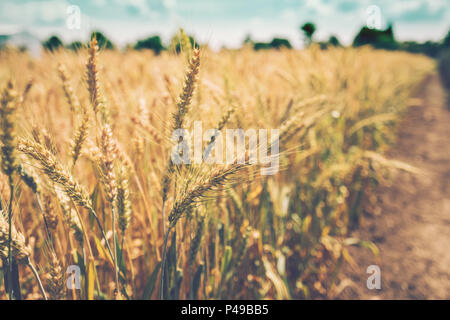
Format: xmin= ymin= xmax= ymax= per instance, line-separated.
xmin=338 ymin=74 xmax=450 ymax=299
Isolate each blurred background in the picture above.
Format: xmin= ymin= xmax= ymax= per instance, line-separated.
xmin=0 ymin=0 xmax=449 ymax=55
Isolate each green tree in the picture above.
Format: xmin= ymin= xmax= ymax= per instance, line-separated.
xmin=443 ymin=30 xmax=450 ymax=48
xmin=42 ymin=36 xmax=63 ymax=52
xmin=252 ymin=38 xmax=292 ymax=51
xmin=66 ymin=41 xmax=84 ymax=51
xmin=353 ymin=24 xmax=397 ymax=50
xmin=269 ymin=38 xmax=292 ymax=49
xmin=243 ymin=34 xmax=254 ymax=47
xmin=328 ymin=35 xmax=341 ymax=47
xmin=301 ymin=22 xmax=316 ymax=46
xmin=134 ymin=36 xmax=165 ymax=54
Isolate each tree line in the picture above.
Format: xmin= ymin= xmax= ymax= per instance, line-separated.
xmin=37 ymin=23 xmax=450 ymax=59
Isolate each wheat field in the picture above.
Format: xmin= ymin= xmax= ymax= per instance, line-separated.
xmin=0 ymin=39 xmax=434 ymax=300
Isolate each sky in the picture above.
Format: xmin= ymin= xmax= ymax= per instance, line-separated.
xmin=0 ymin=0 xmax=449 ymax=49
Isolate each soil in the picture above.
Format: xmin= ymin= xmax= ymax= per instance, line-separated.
xmin=337 ymin=74 xmax=450 ymax=299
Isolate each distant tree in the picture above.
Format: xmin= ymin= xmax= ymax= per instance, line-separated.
xmin=443 ymin=31 xmax=450 ymax=48
xmin=253 ymin=42 xmax=271 ymax=50
xmin=42 ymin=36 xmax=63 ymax=52
xmin=90 ymin=31 xmax=115 ymax=49
xmin=419 ymin=41 xmax=440 ymax=57
xmin=252 ymin=38 xmax=292 ymax=50
xmin=269 ymin=38 xmax=292 ymax=49
xmin=317 ymin=36 xmax=342 ymax=50
xmin=66 ymin=41 xmax=84 ymax=51
xmin=353 ymin=24 xmax=397 ymax=50
xmin=243 ymin=34 xmax=254 ymax=46
xmin=134 ymin=36 xmax=165 ymax=54
xmin=351 ymin=25 xmax=448 ymax=58
xmin=301 ymin=22 xmax=316 ymax=46
xmin=328 ymin=35 xmax=341 ymax=47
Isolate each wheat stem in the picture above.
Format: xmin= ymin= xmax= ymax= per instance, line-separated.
xmin=7 ymin=178 xmax=13 ymax=299
xmin=27 ymin=259 xmax=48 ymax=300
xmin=159 ymin=225 xmax=172 ymax=300
xmin=111 ymin=204 xmax=119 ymax=298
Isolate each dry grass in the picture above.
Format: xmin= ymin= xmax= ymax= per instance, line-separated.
xmin=0 ymin=42 xmax=434 ymax=299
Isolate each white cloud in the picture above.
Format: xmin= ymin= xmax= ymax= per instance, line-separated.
xmin=93 ymin=0 xmax=107 ymax=7
xmin=163 ymin=0 xmax=176 ymax=10
xmin=388 ymin=0 xmax=422 ymax=15
xmin=0 ymin=0 xmax=70 ymax=25
xmin=280 ymin=9 xmax=298 ymax=22
xmin=305 ymin=0 xmax=334 ymax=16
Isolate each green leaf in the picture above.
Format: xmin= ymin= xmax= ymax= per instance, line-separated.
xmin=192 ymin=264 xmax=203 ymax=300
xmin=116 ymin=236 xmax=127 ymax=279
xmin=89 ymin=183 xmax=101 ymax=227
xmin=93 ymin=235 xmax=114 ymax=267
xmin=171 ymin=269 xmax=183 ymax=300
xmin=165 ymin=230 xmax=177 ymax=299
xmin=141 ymin=262 xmax=161 ymax=300
xmin=220 ymin=245 xmax=232 ymax=276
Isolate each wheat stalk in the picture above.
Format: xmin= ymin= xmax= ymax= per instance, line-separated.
xmin=55 ymin=189 xmax=84 ymax=245
xmin=46 ymin=252 xmax=65 ymax=300
xmin=43 ymin=192 xmax=58 ymax=234
xmin=98 ymin=123 xmax=120 ymax=297
xmin=1 ymin=81 xmax=19 ymax=176
xmin=117 ymin=165 xmax=131 ymax=236
xmin=0 ymin=211 xmax=31 ymax=263
xmin=18 ymin=138 xmax=115 ymax=263
xmin=0 ymin=210 xmax=47 ymax=300
xmin=58 ymin=63 xmax=80 ymax=112
xmin=71 ymin=106 xmax=89 ymax=168
xmin=86 ymin=38 xmax=102 ymax=116
xmin=0 ymin=80 xmax=19 ymax=299
xmin=160 ymin=162 xmax=248 ymax=299
xmin=99 ymin=124 xmax=118 ymax=203
xmin=18 ymin=138 xmax=92 ymax=209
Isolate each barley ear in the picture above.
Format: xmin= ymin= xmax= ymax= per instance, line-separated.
xmin=0 ymin=81 xmax=19 ymax=176
xmin=99 ymin=124 xmax=118 ymax=203
xmin=43 ymin=192 xmax=59 ymax=234
xmin=117 ymin=165 xmax=131 ymax=236
xmin=18 ymin=138 xmax=93 ymax=210
xmin=46 ymin=252 xmax=65 ymax=300
xmin=55 ymin=190 xmax=84 ymax=246
xmin=71 ymin=106 xmax=89 ymax=167
xmin=172 ymin=48 xmax=200 ymax=131
xmin=0 ymin=211 xmax=31 ymax=264
xmin=86 ymin=38 xmax=108 ymax=122
xmin=58 ymin=63 xmax=80 ymax=112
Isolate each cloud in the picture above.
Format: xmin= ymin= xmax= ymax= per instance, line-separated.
xmin=304 ymin=0 xmax=334 ymax=16
xmin=337 ymin=1 xmax=359 ymax=12
xmin=163 ymin=0 xmax=176 ymax=10
xmin=386 ymin=0 xmax=449 ymax=22
xmin=280 ymin=9 xmax=297 ymax=22
xmin=92 ymin=0 xmax=107 ymax=7
xmin=0 ymin=0 xmax=69 ymax=26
